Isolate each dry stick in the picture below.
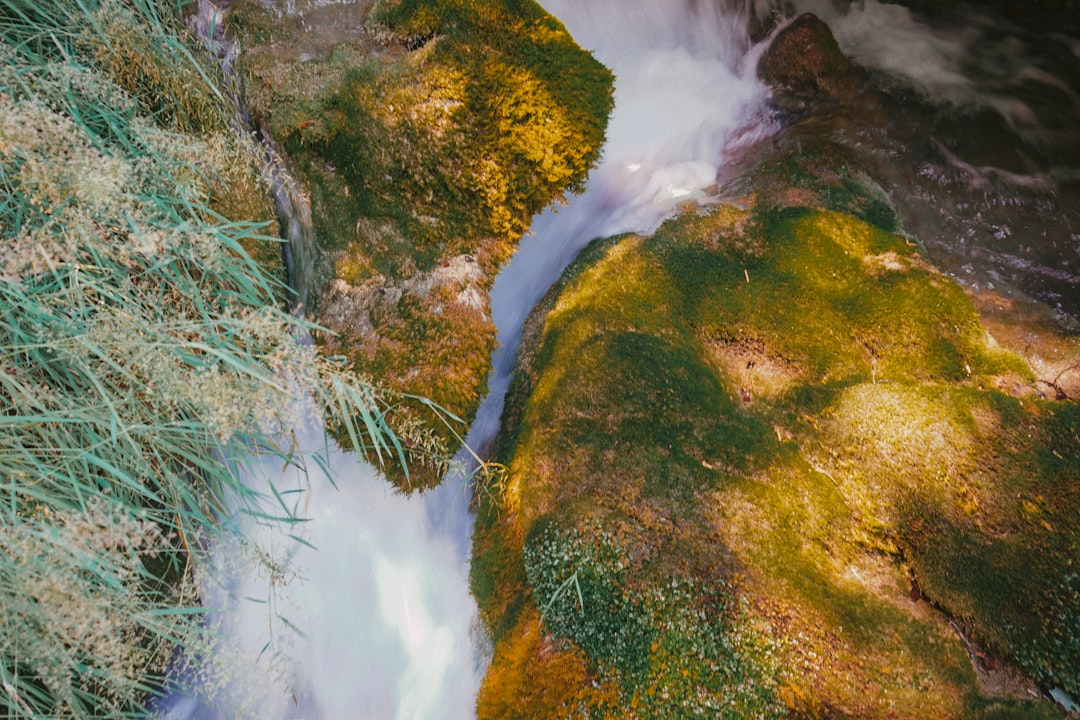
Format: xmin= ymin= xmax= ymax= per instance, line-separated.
xmin=950 ymin=620 xmax=984 ymax=670
xmin=1037 ymin=363 xmax=1079 ymax=401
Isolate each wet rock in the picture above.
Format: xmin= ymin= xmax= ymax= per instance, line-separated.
xmin=758 ymin=13 xmax=856 ymax=114
xmin=898 ymin=0 xmax=1080 ymax=34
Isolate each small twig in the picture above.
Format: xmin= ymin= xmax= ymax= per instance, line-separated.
xmin=950 ymin=620 xmax=982 ymax=669
xmin=1052 ymin=363 xmax=1080 ymax=387
xmin=1036 ymin=363 xmax=1078 ymax=401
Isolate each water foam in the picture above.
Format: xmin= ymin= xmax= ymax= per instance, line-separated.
xmin=791 ymin=0 xmax=1080 ymax=142
xmin=162 ymin=418 xmax=483 ymax=720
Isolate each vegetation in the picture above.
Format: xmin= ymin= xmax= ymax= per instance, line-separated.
xmin=227 ymin=0 xmax=614 ymax=488
xmin=0 ymin=0 xmax=408 ymax=715
xmin=7 ymin=0 xmax=1073 ymax=716
xmin=523 ymin=523 xmax=785 ymax=719
xmin=473 ymin=147 xmax=1078 ymax=717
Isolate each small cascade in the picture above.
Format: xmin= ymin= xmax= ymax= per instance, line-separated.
xmin=170 ymin=0 xmax=788 ymax=716
xmin=166 ymin=3 xmax=485 ymax=718
xmin=472 ymin=0 xmax=775 ymax=441
xmin=190 ymin=0 xmax=318 ymax=313
xmin=162 ymin=412 xmax=485 ymax=719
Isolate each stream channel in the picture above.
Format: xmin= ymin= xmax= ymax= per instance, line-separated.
xmin=167 ymin=0 xmax=1079 ymax=717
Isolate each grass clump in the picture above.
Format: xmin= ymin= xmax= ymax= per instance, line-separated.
xmin=474 ymin=186 xmax=1076 ymax=718
xmin=0 ymin=2 xmax=408 ymax=715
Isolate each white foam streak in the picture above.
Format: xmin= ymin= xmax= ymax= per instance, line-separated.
xmin=791 ymin=0 xmax=1076 ymax=141
xmin=475 ymin=0 xmax=773 ymax=478
xmin=795 ymin=0 xmax=978 ymax=104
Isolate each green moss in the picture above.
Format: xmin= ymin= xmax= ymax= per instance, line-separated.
xmin=522 ymin=523 xmax=786 ymax=719
xmin=477 ymin=195 xmax=1074 ymax=718
xmin=229 ymin=0 xmax=613 ymax=487
xmin=662 ymin=207 xmax=1024 ymax=388
xmin=237 ymin=0 xmax=612 ymax=279
xmin=897 ymin=399 xmax=1080 ymax=695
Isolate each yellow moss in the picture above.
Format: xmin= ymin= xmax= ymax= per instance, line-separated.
xmin=392 ymin=62 xmax=467 ymax=138
xmin=547 ymin=237 xmax=647 ymax=322
xmin=476 ymin=604 xmax=618 ymax=719
xmin=824 ymin=384 xmax=975 ymax=482
xmin=805 ymin=211 xmax=892 ymax=257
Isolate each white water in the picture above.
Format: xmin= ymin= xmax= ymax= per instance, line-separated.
xmin=790 ymin=0 xmax=1070 ymax=131
xmin=165 ymin=1 xmax=772 ymax=718
xmin=788 ymin=0 xmax=1080 ymax=174
xmin=162 ymin=409 xmax=484 ymax=719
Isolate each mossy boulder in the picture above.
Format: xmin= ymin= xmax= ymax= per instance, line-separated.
xmin=758 ymin=13 xmax=861 ymax=116
xmin=759 ymin=13 xmax=850 ymax=94
xmin=472 ymin=163 xmax=1077 ymax=716
xmin=227 ymin=0 xmax=613 ymax=487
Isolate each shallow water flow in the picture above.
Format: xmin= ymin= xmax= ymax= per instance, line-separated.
xmin=477 ymin=0 xmax=774 ymax=432
xmin=793 ymin=0 xmax=1080 ymax=317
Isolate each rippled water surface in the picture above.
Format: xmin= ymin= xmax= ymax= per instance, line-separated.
xmin=793 ymin=0 xmax=1080 ymax=318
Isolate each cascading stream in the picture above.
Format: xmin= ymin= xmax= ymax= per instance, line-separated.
xmin=167 ymin=0 xmax=1080 ymax=716
xmin=167 ymin=1 xmax=773 ymax=717
xmin=168 ymin=0 xmax=1080 ymax=716
xmin=470 ymin=0 xmax=776 ymax=451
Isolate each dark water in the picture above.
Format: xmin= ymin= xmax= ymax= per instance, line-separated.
xmin=786 ymin=0 xmax=1080 ymax=320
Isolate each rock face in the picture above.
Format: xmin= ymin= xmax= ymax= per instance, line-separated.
xmin=472 ymin=34 xmax=1080 ymax=712
xmin=759 ymin=13 xmax=851 ymax=96
xmin=898 ymin=0 xmax=1080 ymax=33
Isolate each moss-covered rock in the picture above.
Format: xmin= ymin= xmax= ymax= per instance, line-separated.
xmin=472 ymin=170 xmax=1077 ymax=716
xmin=227 ymin=0 xmax=613 ymax=487
xmin=758 ymin=13 xmax=851 ymax=97
xmin=469 ymin=21 xmax=1079 ymax=714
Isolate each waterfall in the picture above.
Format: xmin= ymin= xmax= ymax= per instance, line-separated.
xmin=473 ymin=0 xmax=775 ymax=441
xmin=165 ymin=1 xmax=772 ymax=717
xmin=162 ymin=414 xmax=484 ymax=720
xmin=167 ymin=3 xmax=486 ymax=717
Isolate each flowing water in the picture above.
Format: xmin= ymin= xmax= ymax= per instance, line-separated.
xmin=168 ymin=1 xmax=772 ymax=717
xmin=472 ymin=0 xmax=776 ymax=455
xmin=163 ymin=417 xmax=484 ymax=719
xmin=789 ymin=0 xmax=1080 ymax=319
xmin=168 ymin=0 xmax=1079 ymax=717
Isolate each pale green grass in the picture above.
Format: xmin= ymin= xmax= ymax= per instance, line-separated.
xmin=0 ymin=0 xmax=406 ymax=715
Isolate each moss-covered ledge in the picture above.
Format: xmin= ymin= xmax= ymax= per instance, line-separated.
xmin=471 ymin=166 xmax=1078 ymax=717
xmin=226 ymin=0 xmax=613 ymax=488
